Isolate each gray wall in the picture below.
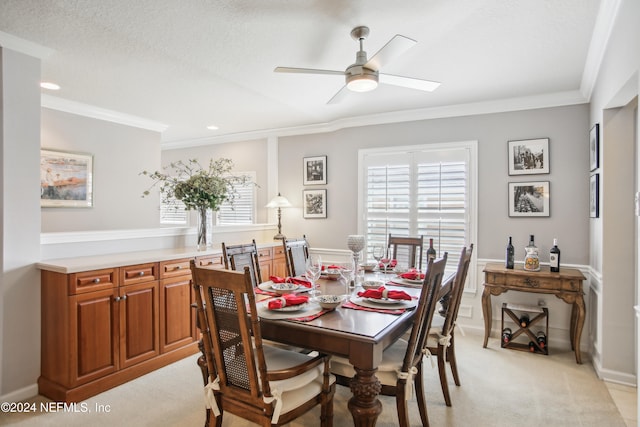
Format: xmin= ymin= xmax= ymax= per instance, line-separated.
xmin=41 ymin=109 xmax=162 ymax=232
xmin=277 ymin=105 xmax=590 ymax=264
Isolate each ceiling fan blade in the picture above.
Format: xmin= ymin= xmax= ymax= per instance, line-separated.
xmin=274 ymin=66 xmax=344 ymax=76
xmin=365 ymin=34 xmax=416 ymax=71
xmin=379 ymin=73 xmax=441 ymax=92
xmin=327 ymin=85 xmax=349 ymax=104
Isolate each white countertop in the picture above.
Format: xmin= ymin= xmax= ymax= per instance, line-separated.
xmin=37 ymin=242 xmax=281 ymax=274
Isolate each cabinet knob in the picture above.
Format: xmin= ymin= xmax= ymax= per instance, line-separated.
xmin=122 ymin=294 xmax=127 ymax=300
xmin=93 ymin=278 xmax=101 ymax=284
xmin=176 ymin=265 xmax=182 ymax=270
xmin=114 ymin=296 xmax=120 ymax=302
xmin=138 ymin=271 xmax=145 ymax=277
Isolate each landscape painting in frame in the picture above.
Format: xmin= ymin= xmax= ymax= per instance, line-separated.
xmin=508 ymin=181 xmax=550 ymax=217
xmin=508 ymin=138 xmax=550 ymax=175
xmin=40 ymin=149 xmax=93 ymax=207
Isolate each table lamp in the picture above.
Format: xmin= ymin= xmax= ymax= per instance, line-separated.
xmin=266 ymin=193 xmax=292 ymax=240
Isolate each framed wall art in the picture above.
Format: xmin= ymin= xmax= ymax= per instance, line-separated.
xmin=40 ymin=149 xmax=93 ymax=208
xmin=590 ymin=173 xmax=599 ymax=218
xmin=590 ymin=123 xmax=599 ymax=171
xmin=303 ymin=189 xmax=327 ymax=218
xmin=508 ymin=181 xmax=550 ymax=217
xmin=508 ymin=138 xmax=550 ymax=175
xmin=303 ymin=155 xmax=327 ymax=185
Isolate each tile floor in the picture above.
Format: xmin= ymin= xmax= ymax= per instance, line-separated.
xmin=606 ymin=381 xmax=638 ymax=427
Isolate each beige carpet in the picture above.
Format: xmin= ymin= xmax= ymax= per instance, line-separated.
xmin=1 ymin=333 xmax=626 ymax=427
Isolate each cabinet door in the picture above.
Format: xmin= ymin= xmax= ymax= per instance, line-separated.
xmin=160 ymin=275 xmax=197 ymax=353
xmin=119 ymin=281 xmax=160 ymax=368
xmin=69 ymin=289 xmax=119 ymax=386
xmin=257 ymin=247 xmax=272 ymax=280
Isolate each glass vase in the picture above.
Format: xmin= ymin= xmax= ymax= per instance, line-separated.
xmin=196 ymin=207 xmax=213 ymax=251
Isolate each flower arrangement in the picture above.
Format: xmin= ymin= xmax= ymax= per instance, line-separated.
xmin=141 ymin=158 xmax=251 ymax=248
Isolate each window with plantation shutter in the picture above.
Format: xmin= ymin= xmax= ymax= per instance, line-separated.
xmin=216 ymin=172 xmax=256 ymax=225
xmin=359 ymin=142 xmax=477 ymax=280
xmin=160 ymin=198 xmax=187 ymax=225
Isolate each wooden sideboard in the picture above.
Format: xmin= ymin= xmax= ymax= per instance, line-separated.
xmin=37 ymin=243 xmax=286 ymax=402
xmin=481 ymin=263 xmax=586 ymax=364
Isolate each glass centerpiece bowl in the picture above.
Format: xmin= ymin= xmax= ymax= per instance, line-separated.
xmin=141 ymin=158 xmax=251 ymax=250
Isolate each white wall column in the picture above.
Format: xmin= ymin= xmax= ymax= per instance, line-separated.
xmin=0 ymin=47 xmax=42 ymax=399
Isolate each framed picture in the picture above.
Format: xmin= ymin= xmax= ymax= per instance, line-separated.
xmin=590 ymin=123 xmax=599 ymax=171
xmin=303 ymin=155 xmax=327 ymax=185
xmin=508 ymin=181 xmax=550 ymax=217
xmin=508 ymin=138 xmax=550 ymax=175
xmin=590 ymin=173 xmax=599 ymax=218
xmin=303 ymin=189 xmax=327 ymax=218
xmin=40 ymin=149 xmax=93 ymax=208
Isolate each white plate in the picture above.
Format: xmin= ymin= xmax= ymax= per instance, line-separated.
xmin=350 ymin=296 xmax=415 ymax=310
xmin=268 ymin=302 xmax=308 ymax=312
xmin=400 ymin=277 xmax=423 ymax=284
xmin=365 ymin=297 xmax=407 ymax=305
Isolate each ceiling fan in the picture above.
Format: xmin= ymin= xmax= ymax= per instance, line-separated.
xmin=274 ymin=26 xmax=440 ymax=104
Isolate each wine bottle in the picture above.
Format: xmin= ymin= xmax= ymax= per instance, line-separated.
xmin=536 ymin=331 xmax=547 ymax=349
xmin=550 ymin=238 xmax=561 ymax=272
xmin=502 ymin=327 xmax=512 ymax=344
xmin=519 ymin=313 xmax=530 ymax=328
xmin=427 ymin=238 xmax=436 ymax=262
xmin=524 ymin=234 xmax=540 ymax=271
xmin=528 ymin=341 xmax=537 ymax=352
xmin=505 ymin=236 xmax=514 ymax=269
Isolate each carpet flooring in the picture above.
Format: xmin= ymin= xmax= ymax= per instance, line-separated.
xmin=1 ymin=332 xmax=626 ymax=426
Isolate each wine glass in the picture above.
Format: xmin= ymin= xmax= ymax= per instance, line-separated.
xmin=380 ymin=248 xmax=392 ymax=278
xmin=372 ymin=244 xmax=385 ymax=279
xmin=305 ymin=256 xmax=322 ymax=297
xmin=339 ymin=261 xmax=355 ymax=296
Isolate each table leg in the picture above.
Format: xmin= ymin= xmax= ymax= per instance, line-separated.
xmin=572 ymin=296 xmax=585 ymax=364
xmin=348 ymin=367 xmax=382 ymax=427
xmin=481 ymin=286 xmax=492 ymax=348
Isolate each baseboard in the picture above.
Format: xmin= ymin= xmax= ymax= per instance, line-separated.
xmin=0 ymin=383 xmax=39 ymax=404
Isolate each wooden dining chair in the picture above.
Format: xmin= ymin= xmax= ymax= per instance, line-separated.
xmin=330 ymin=253 xmax=448 ymax=427
xmin=283 ymin=236 xmax=309 ymax=277
xmin=427 ymin=244 xmax=473 ymax=407
xmin=191 ymin=263 xmax=336 ymax=427
xmin=221 ymin=239 xmax=262 ymax=286
xmin=388 ymin=234 xmax=424 ymax=269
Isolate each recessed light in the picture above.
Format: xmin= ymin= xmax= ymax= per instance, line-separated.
xmin=206 ymin=125 xmax=219 ymax=130
xmin=40 ymin=82 xmax=60 ymax=90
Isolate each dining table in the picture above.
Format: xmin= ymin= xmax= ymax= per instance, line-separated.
xmin=254 ymin=271 xmax=455 ymax=426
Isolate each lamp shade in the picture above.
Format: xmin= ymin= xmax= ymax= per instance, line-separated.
xmin=266 ymin=193 xmax=292 ymax=208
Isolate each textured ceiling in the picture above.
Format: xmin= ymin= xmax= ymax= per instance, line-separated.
xmin=0 ymin=0 xmax=602 ymax=145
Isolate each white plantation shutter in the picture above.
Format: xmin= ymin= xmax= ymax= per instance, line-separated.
xmin=361 ymin=144 xmax=474 ymax=278
xmin=216 ymin=172 xmax=256 ymax=225
xmin=160 ymin=198 xmax=187 ymax=225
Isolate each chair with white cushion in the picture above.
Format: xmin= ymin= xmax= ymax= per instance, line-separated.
xmin=330 ymin=253 xmax=448 ymax=427
xmin=191 ymin=263 xmax=336 ymax=427
xmin=427 ymin=244 xmax=473 ymax=407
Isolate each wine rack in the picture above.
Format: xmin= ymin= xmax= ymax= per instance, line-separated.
xmin=501 ymin=303 xmax=549 ymax=355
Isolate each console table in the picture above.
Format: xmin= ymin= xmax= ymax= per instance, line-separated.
xmin=481 ymin=263 xmax=586 ymax=364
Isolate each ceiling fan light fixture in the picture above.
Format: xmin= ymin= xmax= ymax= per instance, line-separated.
xmin=346 ymin=73 xmax=378 ymax=92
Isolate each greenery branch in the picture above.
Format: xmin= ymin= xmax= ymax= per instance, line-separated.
xmin=140 ymin=158 xmax=252 ymax=212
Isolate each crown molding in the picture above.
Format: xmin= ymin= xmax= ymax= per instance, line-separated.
xmin=41 ymin=94 xmax=168 ymax=133
xmin=0 ymin=31 xmax=54 ymax=59
xmin=162 ymin=90 xmax=587 ymax=150
xmin=580 ymin=0 xmax=623 ymax=101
